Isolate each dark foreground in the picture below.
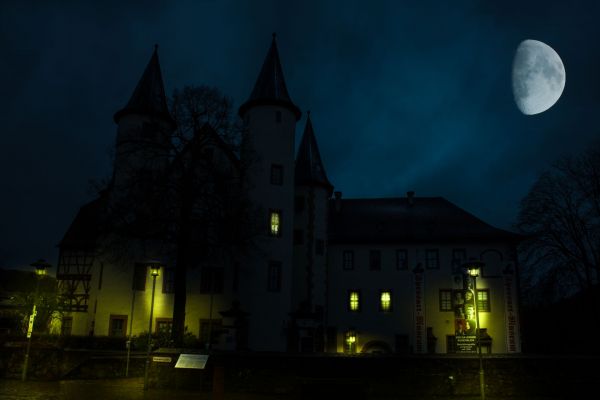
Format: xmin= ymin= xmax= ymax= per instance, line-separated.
xmin=0 ymin=377 xmax=569 ymax=400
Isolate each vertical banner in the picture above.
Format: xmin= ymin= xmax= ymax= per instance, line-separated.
xmin=413 ymin=267 xmax=426 ymax=353
xmin=454 ymin=288 xmax=477 ymax=353
xmin=504 ymin=272 xmax=520 ymax=353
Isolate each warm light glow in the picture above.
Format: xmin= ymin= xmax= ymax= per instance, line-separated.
xmin=380 ymin=291 xmax=391 ymax=311
xmin=145 ymin=260 xmax=163 ymax=277
xmin=34 ymin=267 xmax=46 ymax=276
xmin=349 ymin=291 xmax=359 ymax=311
xmin=346 ymin=333 xmax=356 ymax=344
xmin=270 ymin=211 xmax=280 ymax=236
xmin=31 ymin=259 xmax=50 ymax=276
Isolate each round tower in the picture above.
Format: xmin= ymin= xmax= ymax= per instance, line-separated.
xmin=238 ymin=34 xmax=301 ymax=351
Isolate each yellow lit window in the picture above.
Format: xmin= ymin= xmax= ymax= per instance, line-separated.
xmin=349 ymin=290 xmax=360 ymax=311
xmin=380 ymin=291 xmax=392 ymax=311
xmin=345 ymin=330 xmax=357 ymax=353
xmin=269 ymin=210 xmax=281 ymax=236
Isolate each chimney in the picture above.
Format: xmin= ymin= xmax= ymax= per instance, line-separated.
xmin=407 ymin=191 xmax=415 ymax=207
xmin=334 ymin=191 xmax=342 ymax=212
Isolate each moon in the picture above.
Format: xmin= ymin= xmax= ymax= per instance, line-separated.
xmin=512 ymin=39 xmax=565 ymax=115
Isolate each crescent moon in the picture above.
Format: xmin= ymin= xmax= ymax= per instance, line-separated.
xmin=512 ymin=39 xmax=566 ymax=115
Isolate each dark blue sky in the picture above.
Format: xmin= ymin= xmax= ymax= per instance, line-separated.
xmin=2 ymin=0 xmax=599 ymax=270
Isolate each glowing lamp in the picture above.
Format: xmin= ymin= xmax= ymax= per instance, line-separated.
xmin=465 ymin=261 xmax=483 ymax=277
xmin=146 ymin=260 xmax=162 ymax=277
xmin=31 ymin=259 xmax=51 ymax=276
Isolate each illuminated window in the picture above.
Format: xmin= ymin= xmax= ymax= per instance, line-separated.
xmin=396 ymin=249 xmax=408 ymax=270
xmin=269 ymin=210 xmax=281 ymax=237
xmin=270 ymin=164 xmax=283 ymax=185
xmin=344 ymin=330 xmax=357 ymax=353
xmin=425 ymin=249 xmax=439 ymax=269
xmin=369 ymin=250 xmax=381 ymax=270
xmin=439 ymin=289 xmax=453 ymax=311
xmin=155 ymin=318 xmax=173 ymax=334
xmin=343 ymin=251 xmax=354 ymax=270
xmin=348 ymin=290 xmax=360 ymax=311
xmin=476 ymin=289 xmax=490 ymax=312
xmin=380 ymin=290 xmax=392 ymax=311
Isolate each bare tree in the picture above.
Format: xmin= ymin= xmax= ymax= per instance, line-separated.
xmin=517 ymin=144 xmax=600 ymax=306
xmin=96 ymin=85 xmax=258 ymax=346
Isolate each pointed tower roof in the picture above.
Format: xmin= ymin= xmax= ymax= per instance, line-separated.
xmin=114 ymin=45 xmax=176 ymax=127
xmin=239 ymin=34 xmax=301 ymax=120
xmin=295 ymin=112 xmax=333 ymax=194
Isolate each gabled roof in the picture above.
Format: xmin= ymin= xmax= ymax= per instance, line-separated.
xmin=114 ymin=45 xmax=176 ymax=127
xmin=328 ymin=196 xmax=523 ymax=244
xmin=59 ymin=195 xmax=107 ymax=250
xmin=238 ymin=34 xmax=301 ymax=120
xmin=295 ymin=113 xmax=333 ymax=194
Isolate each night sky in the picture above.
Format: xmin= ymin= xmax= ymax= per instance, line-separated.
xmin=2 ymin=0 xmax=600 ymax=271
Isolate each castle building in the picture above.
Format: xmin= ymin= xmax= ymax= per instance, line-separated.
xmin=57 ymin=37 xmax=522 ymax=354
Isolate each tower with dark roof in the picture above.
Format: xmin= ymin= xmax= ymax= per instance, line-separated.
xmin=291 ymin=113 xmax=333 ymax=351
xmin=112 ymin=45 xmax=175 ymax=189
xmin=237 ymin=34 xmax=301 ymax=351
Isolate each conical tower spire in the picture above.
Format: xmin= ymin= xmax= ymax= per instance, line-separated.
xmin=239 ymin=33 xmax=301 ymax=120
xmin=295 ymin=112 xmax=333 ymax=194
xmin=114 ymin=45 xmax=175 ymax=127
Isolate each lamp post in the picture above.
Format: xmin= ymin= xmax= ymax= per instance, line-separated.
xmin=143 ymin=260 xmax=162 ymax=390
xmin=466 ymin=261 xmax=485 ymax=400
xmin=22 ymin=259 xmax=51 ymax=381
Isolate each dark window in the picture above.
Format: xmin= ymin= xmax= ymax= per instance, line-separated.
xmin=295 ymin=195 xmax=305 ymax=214
xmin=200 ymin=319 xmax=222 ymax=344
xmin=232 ymin=262 xmax=239 ymax=293
xmin=155 ymin=318 xmax=173 ymax=334
xmin=61 ymin=317 xmax=73 ymax=336
xmin=109 ymin=315 xmax=127 ymax=337
xmin=343 ymin=251 xmax=354 ymax=270
xmin=477 ymin=289 xmax=491 ymax=312
xmin=132 ymin=263 xmax=146 ymax=291
xmin=200 ymin=267 xmax=224 ymax=294
xmin=162 ymin=267 xmax=175 ymax=294
xmin=267 ymin=261 xmax=282 ymax=292
xmin=294 ymin=229 xmax=304 ymax=245
xmin=369 ymin=250 xmax=381 ymax=271
xmin=269 ymin=209 xmax=282 ymax=237
xmin=439 ymin=289 xmax=453 ymax=311
xmin=275 ymin=110 xmax=282 ymax=123
xmin=396 ymin=249 xmax=408 ymax=270
xmin=425 ymin=249 xmax=439 ymax=269
xmin=270 ymin=164 xmax=283 ymax=185
xmin=452 ymin=248 xmax=467 ymax=274
xmin=348 ymin=290 xmax=361 ymax=311
xmin=316 ymin=239 xmax=325 ymax=255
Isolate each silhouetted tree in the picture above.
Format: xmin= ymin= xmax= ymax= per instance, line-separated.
xmin=98 ymin=85 xmax=258 ymax=346
xmin=517 ymin=144 xmax=600 ymax=306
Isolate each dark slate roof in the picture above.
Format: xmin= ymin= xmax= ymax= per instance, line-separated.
xmin=328 ymin=197 xmax=523 ymax=244
xmin=113 ymin=45 xmax=176 ymax=127
xmin=59 ymin=195 xmax=107 ymax=249
xmin=238 ymin=34 xmax=301 ymax=120
xmin=295 ymin=113 xmax=333 ymax=194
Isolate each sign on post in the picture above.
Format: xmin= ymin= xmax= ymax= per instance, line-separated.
xmin=175 ymin=354 xmax=209 ymax=369
xmin=26 ymin=305 xmax=37 ymax=339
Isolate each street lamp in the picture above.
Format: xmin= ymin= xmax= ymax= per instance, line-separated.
xmin=22 ymin=259 xmax=51 ymax=381
xmin=144 ymin=260 xmax=162 ymax=391
xmin=466 ymin=261 xmax=485 ymax=400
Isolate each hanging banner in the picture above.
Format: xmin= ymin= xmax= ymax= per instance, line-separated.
xmin=454 ymin=288 xmax=477 ymax=353
xmin=504 ymin=273 xmax=520 ymax=353
xmin=413 ymin=268 xmax=426 ymax=353
xmin=26 ymin=305 xmax=37 ymax=339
